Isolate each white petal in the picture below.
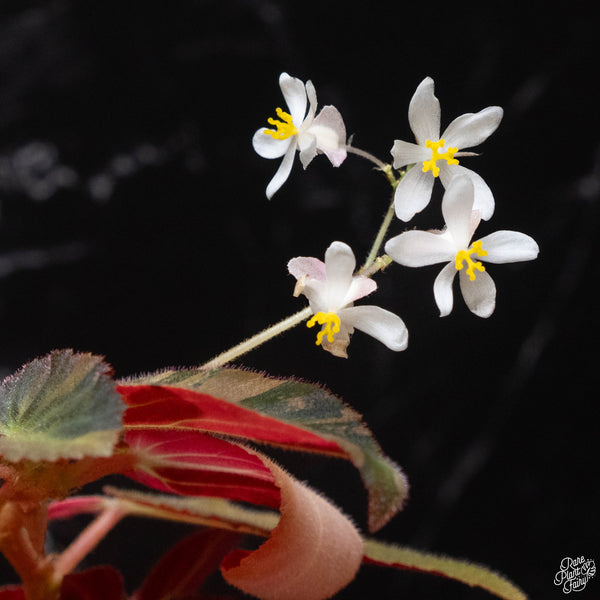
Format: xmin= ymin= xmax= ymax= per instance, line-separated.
xmin=393 ymin=166 xmax=435 ymax=222
xmin=340 ymin=305 xmax=408 ymax=352
xmin=385 ymin=230 xmax=455 ymax=267
xmin=304 ymin=80 xmax=318 ymax=125
xmin=441 ymin=175 xmax=476 ymax=248
xmin=302 ymin=279 xmax=329 ymax=312
xmin=442 ymin=106 xmax=503 ymax=150
xmin=433 ymin=262 xmax=457 ymax=317
xmin=440 ymin=165 xmax=495 ymax=221
xmin=279 ymin=73 xmax=307 ymax=125
xmin=298 ymin=132 xmax=318 ymax=169
xmin=390 ymin=139 xmax=429 ymax=169
xmin=252 ymin=128 xmax=292 ymax=159
xmin=478 ymin=231 xmax=539 ymax=264
xmin=459 ymin=269 xmax=496 ymax=318
xmin=265 ymin=141 xmax=297 ymax=199
xmin=324 ymin=242 xmax=356 ymax=309
xmin=288 ymin=256 xmax=326 ymax=281
xmin=408 ymin=77 xmax=441 ymax=146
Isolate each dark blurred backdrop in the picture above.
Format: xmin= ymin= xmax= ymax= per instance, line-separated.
xmin=0 ymin=1 xmax=597 ymax=598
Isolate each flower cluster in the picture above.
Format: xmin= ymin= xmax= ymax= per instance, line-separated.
xmin=254 ymin=74 xmax=539 ymax=357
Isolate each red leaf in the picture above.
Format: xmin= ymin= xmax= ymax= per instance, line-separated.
xmin=59 ymin=566 xmax=125 ymax=600
xmin=124 ymin=429 xmax=280 ymax=508
xmin=0 ymin=588 xmax=25 ymax=600
xmin=120 ymin=386 xmax=341 ymax=456
xmin=133 ymin=529 xmax=240 ymax=600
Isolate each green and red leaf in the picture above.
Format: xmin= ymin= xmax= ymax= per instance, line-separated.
xmin=119 ymin=366 xmax=408 ymax=531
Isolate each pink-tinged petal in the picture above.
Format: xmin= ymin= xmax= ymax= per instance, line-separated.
xmin=434 ymin=262 xmax=458 ymax=317
xmin=393 ymin=166 xmax=435 ymax=222
xmin=440 ymin=164 xmax=495 ymax=221
xmin=221 ymin=458 xmax=363 ymax=600
xmin=441 ymin=175 xmax=476 ymax=248
xmin=324 ymin=242 xmax=356 ymax=308
xmin=310 ymin=105 xmax=347 ymax=166
xmin=390 ymin=139 xmax=429 ymax=169
xmin=252 ymin=127 xmax=292 ymax=159
xmin=442 ymin=106 xmax=504 ymax=150
xmin=279 ymin=73 xmax=307 ymax=126
xmin=478 ymin=231 xmax=539 ymax=264
xmin=459 ymin=269 xmax=496 ymax=318
xmin=409 ymin=77 xmax=441 ymax=146
xmin=288 ymin=256 xmax=326 ymax=281
xmin=385 ymin=230 xmax=455 ymax=267
xmin=345 ymin=275 xmax=377 ymax=304
xmin=266 ymin=141 xmax=297 ymax=199
xmin=340 ymin=305 xmax=408 ymax=352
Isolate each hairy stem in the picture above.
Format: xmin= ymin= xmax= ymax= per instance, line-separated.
xmin=201 ymin=306 xmax=313 ymax=370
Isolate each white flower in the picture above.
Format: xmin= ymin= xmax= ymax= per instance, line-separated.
xmin=391 ymin=76 xmax=503 ymax=222
xmin=384 ymin=176 xmax=539 ymax=318
xmin=288 ymin=241 xmax=408 ymax=358
xmin=253 ymin=73 xmax=347 ymax=199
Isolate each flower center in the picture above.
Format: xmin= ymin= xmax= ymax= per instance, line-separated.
xmin=455 ymin=240 xmax=488 ymax=281
xmin=306 ymin=312 xmax=341 ymax=346
xmin=422 ymin=139 xmax=459 ymax=177
xmin=264 ymin=108 xmax=298 ymax=140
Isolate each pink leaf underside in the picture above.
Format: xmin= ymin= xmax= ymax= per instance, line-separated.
xmin=124 ymin=428 xmax=281 ymax=508
xmin=120 ymin=384 xmax=344 ymax=456
xmin=220 ymin=456 xmax=363 ymax=600
xmin=133 ymin=529 xmax=241 ymax=600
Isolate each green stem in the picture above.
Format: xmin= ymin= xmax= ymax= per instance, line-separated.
xmin=201 ymin=306 xmax=313 ymax=370
xmin=360 ymin=193 xmax=397 ymax=272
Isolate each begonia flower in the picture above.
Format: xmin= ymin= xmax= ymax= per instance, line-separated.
xmin=288 ymin=241 xmax=408 ymax=357
xmin=253 ymin=72 xmax=347 ymax=199
xmin=391 ymin=76 xmax=503 ymax=222
xmin=384 ymin=176 xmax=539 ymax=318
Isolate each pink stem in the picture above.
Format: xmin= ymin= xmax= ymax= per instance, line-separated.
xmin=53 ymin=503 xmax=124 ymax=577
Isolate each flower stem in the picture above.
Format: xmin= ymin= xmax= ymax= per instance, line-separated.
xmin=201 ymin=306 xmax=313 ymax=370
xmin=360 ymin=193 xmax=397 ymax=272
xmin=344 ymin=145 xmax=388 ymax=170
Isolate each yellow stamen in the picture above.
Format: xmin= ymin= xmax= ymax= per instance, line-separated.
xmin=306 ymin=312 xmax=341 ymax=346
xmin=422 ymin=139 xmax=459 ymax=177
xmin=455 ymin=240 xmax=488 ymax=281
xmin=264 ymin=108 xmax=298 ymax=140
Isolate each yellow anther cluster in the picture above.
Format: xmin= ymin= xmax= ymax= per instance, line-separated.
xmin=422 ymin=139 xmax=459 ymax=177
xmin=306 ymin=312 xmax=341 ymax=346
xmin=455 ymin=241 xmax=488 ymax=281
xmin=264 ymin=108 xmax=298 ymax=140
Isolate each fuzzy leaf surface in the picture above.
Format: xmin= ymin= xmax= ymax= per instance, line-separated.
xmin=363 ymin=538 xmax=527 ymax=600
xmin=119 ymin=366 xmax=408 ymax=531
xmin=0 ymin=350 xmax=123 ymax=462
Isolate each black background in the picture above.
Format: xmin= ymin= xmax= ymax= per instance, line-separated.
xmin=0 ymin=1 xmax=597 ymax=598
